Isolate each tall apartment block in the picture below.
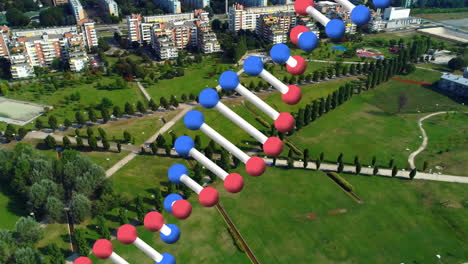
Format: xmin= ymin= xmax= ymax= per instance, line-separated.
xmin=182 ymin=0 xmax=210 ymax=10
xmin=82 ymin=22 xmax=98 ymax=50
xmin=237 ymin=0 xmax=267 ymax=7
xmin=69 ymin=0 xmax=86 ymax=22
xmin=256 ymin=13 xmax=296 ymax=44
xmin=228 ymin=4 xmax=294 ymax=32
xmin=53 ymin=0 xmax=69 ymax=6
xmin=154 ymin=0 xmax=182 ymax=14
xmin=0 ymin=26 xmax=10 ymax=58
xmin=98 ymin=0 xmax=120 ymax=16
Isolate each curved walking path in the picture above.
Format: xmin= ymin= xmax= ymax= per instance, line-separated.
xmin=408 ymin=111 xmax=452 ymax=170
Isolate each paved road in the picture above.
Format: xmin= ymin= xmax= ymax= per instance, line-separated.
xmin=135 ymin=79 xmax=152 ymax=101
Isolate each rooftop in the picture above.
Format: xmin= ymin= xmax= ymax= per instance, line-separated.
xmin=441 ymin=72 xmax=468 ymax=87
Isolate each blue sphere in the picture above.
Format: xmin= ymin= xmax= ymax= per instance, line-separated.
xmin=373 ymin=0 xmax=391 ymax=9
xmin=164 ymin=193 xmax=183 ymax=213
xmin=270 ymin=43 xmax=290 ymax=63
xmin=174 ymin=136 xmax=194 ymax=157
xmin=298 ymin=31 xmax=318 ymax=52
xmin=351 ymin=5 xmax=371 ymax=26
xmin=325 ymin=19 xmax=346 ymax=40
xmin=184 ymin=110 xmax=204 ymax=130
xmin=157 ymin=253 xmax=176 ymax=264
xmin=199 ymin=88 xmax=219 ymax=109
xmin=160 ymin=224 xmax=180 ymax=244
xmin=243 ymin=56 xmax=264 ymax=76
xmin=219 ymin=71 xmax=239 ymax=91
xmin=168 ymin=163 xmax=188 ymax=184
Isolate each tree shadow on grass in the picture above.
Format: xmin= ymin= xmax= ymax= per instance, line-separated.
xmin=0 ymin=185 xmax=27 ymax=220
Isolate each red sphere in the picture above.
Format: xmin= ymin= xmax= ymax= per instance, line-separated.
xmin=224 ymin=173 xmax=244 ymax=193
xmin=286 ymin=56 xmax=307 ymax=76
xmin=144 ymin=211 xmax=164 ymax=232
xmin=282 ymin=85 xmax=302 ymax=105
xmin=263 ymin=137 xmax=283 ymax=157
xmin=290 ymin=25 xmax=308 ymax=45
xmin=294 ymin=0 xmax=314 ymax=16
xmin=246 ymin=156 xmax=266 ymax=176
xmin=92 ymin=239 xmax=113 ymax=259
xmin=172 ymin=199 xmax=192 ymax=219
xmin=117 ymin=224 xmax=137 ymax=245
xmin=74 ymin=257 xmax=92 ymax=264
xmin=198 ymin=187 xmax=219 ymax=207
xmin=274 ymin=112 xmax=295 ymax=133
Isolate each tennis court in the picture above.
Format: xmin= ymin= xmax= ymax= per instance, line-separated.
xmin=0 ymin=98 xmax=49 ymax=126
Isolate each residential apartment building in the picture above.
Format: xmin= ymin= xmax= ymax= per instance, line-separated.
xmin=271 ymin=0 xmax=293 ymax=4
xmin=82 ymin=22 xmax=98 ymax=50
xmin=127 ymin=14 xmax=153 ymax=44
xmin=68 ymin=50 xmax=89 ymax=71
xmin=0 ymin=26 xmax=9 ymax=57
xmin=53 ymin=0 xmax=69 ymax=5
xmin=9 ymin=54 xmax=35 ymax=79
xmin=152 ymin=34 xmax=178 ymax=60
xmin=198 ymin=30 xmax=221 ymax=53
xmin=98 ymin=0 xmax=119 ymax=16
xmin=69 ymin=0 xmax=86 ymax=21
xmin=256 ymin=13 xmax=296 ymax=44
xmin=152 ymin=20 xmax=198 ymax=50
xmin=154 ymin=0 xmax=182 ymax=14
xmin=438 ymin=72 xmax=468 ymax=98
xmin=143 ymin=13 xmax=194 ymax=23
xmin=228 ymin=4 xmax=294 ymax=32
xmin=237 ymin=0 xmax=267 ymax=7
xmin=182 ymin=0 xmax=210 ymax=10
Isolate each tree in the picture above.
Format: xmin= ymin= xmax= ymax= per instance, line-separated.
xmin=303 ymin=149 xmax=309 ymax=168
xmin=98 ymin=128 xmax=107 ymax=140
xmin=18 ymin=127 xmax=28 ymax=139
xmin=134 ymin=195 xmax=145 ymax=222
xmin=354 ymin=155 xmax=359 ymax=165
xmin=45 ymin=196 xmax=64 ymax=222
xmin=137 ymin=101 xmax=146 ymax=113
xmin=70 ymin=193 xmax=91 ymax=223
xmin=102 ymin=138 xmax=110 ymax=151
xmin=118 ymin=208 xmax=129 ymax=225
xmin=88 ymin=136 xmax=98 ymax=150
xmin=194 ymin=135 xmax=201 ymax=149
xmin=316 ymin=158 xmax=321 ymax=170
xmin=48 ymin=115 xmax=58 ymax=130
xmin=398 ymin=93 xmax=408 ymax=112
xmin=62 ymin=136 xmax=71 ymax=149
xmin=320 ymin=152 xmax=325 ymax=161
xmin=371 ymin=156 xmax=377 ymax=166
xmin=220 ymin=150 xmax=231 ymax=171
xmin=44 ymin=135 xmax=56 ymax=149
xmin=337 ymin=153 xmax=343 ymax=163
xmin=4 ymin=124 xmax=16 ymax=142
xmin=14 ymin=247 xmax=41 ymax=264
xmin=170 ymin=95 xmax=179 ymax=108
xmin=98 ymin=38 xmax=110 ymax=52
xmin=46 ymin=243 xmax=64 ymax=264
xmin=389 ymin=158 xmax=394 ymax=168
xmin=76 ymin=137 xmax=84 ymax=149
xmin=64 ymin=118 xmax=72 ymax=128
xmin=337 ymin=162 xmax=344 ymax=173
xmin=392 ymin=165 xmax=398 ymax=177
xmin=124 ymin=102 xmax=135 ymax=115
xmin=75 ymin=111 xmax=86 ymax=126
xmin=148 ymin=99 xmax=158 ymax=111
xmin=287 ymin=149 xmax=294 ymax=169
xmin=74 ymin=229 xmax=88 ymax=256
xmin=153 ymin=187 xmax=162 ymax=211
xmin=409 ymin=168 xmax=417 ymax=180
xmin=165 ymin=145 xmax=171 ymax=156
xmin=422 ymin=161 xmax=428 ymax=171
xmin=6 ymin=8 xmax=30 ymax=27
xmin=123 ymin=131 xmax=132 ymax=143
xmin=160 ymin=97 xmax=169 ymax=109
xmin=35 ymin=119 xmax=43 ymax=130
xmin=113 ymin=106 xmax=122 ymax=118
xmin=101 ymin=108 xmax=110 ymax=123
xmin=117 ymin=142 xmax=122 ymax=153
xmin=355 ymin=162 xmax=361 ymax=174
xmin=447 ymin=57 xmax=464 ymax=71
xmin=88 ymin=109 xmax=97 ymax=123
xmin=87 ymin=127 xmax=94 ymax=138
xmin=15 ymin=217 xmax=44 ymax=243
xmin=373 ymin=166 xmax=379 ymax=176
xmin=96 ymin=215 xmax=111 ymax=239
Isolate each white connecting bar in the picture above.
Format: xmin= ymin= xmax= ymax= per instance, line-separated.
xmin=306 ymin=6 xmax=330 ymax=26
xmin=259 ymin=69 xmax=289 ymax=94
xmin=160 ymin=225 xmax=171 ymax=236
xmin=134 ymin=237 xmax=163 ymax=263
xmin=200 ymin=123 xmax=250 ymax=163
xmin=180 ymin=174 xmax=203 ymax=194
xmin=214 ymin=103 xmax=268 ymax=144
xmin=109 ymin=252 xmax=129 ymax=264
xmin=235 ymin=84 xmax=280 ymax=120
xmin=285 ymin=56 xmax=298 ymax=68
xmin=334 ymin=0 xmax=355 ymax=11
xmin=189 ymin=148 xmax=228 ymax=180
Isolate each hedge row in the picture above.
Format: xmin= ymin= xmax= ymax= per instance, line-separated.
xmin=327 ymin=172 xmax=354 ymax=192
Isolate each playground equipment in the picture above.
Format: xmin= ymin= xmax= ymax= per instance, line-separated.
xmin=294 ymin=0 xmax=346 ymax=40
xmin=175 ymin=136 xmax=246 ymax=193
xmin=219 ymin=70 xmax=295 ymax=133
xmin=184 ymin=110 xmax=267 ymax=177
xmin=167 ymin=165 xmax=220 ymax=206
xmin=244 ymin=56 xmax=302 ymax=105
xmin=117 ymin=224 xmax=176 ymax=264
xmin=92 ymin=239 xmax=129 ymax=264
xmin=269 ymin=44 xmax=307 ymax=75
xmin=199 ymin=88 xmax=283 ymax=157
xmin=290 ymin=25 xmax=319 ymax=52
xmin=163 ymin=193 xmax=193 ymax=219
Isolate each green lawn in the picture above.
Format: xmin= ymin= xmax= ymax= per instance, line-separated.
xmin=82 ymin=150 xmax=131 ymax=170
xmin=415 ymin=112 xmax=468 ymax=176
xmin=221 ymin=167 xmax=468 ymax=263
xmin=0 ymin=185 xmax=25 ymax=230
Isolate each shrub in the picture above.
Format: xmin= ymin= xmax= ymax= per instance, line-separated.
xmin=327 ymin=172 xmax=353 ymax=192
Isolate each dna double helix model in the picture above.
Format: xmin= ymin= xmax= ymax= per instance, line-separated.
xmin=74 ymin=0 xmax=390 ymax=263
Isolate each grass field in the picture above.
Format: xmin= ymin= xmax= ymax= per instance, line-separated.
xmin=0 ymin=185 xmax=25 ymax=230
xmin=414 ymin=12 xmax=468 ymax=22
xmin=415 ymin=112 xmax=468 ymax=176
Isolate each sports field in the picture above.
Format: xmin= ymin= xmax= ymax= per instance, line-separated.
xmin=0 ymin=98 xmax=46 ymax=125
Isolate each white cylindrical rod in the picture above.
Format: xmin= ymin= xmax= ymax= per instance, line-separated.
xmin=235 ymin=84 xmax=280 ymax=120
xmin=189 ymin=148 xmax=228 ymax=180
xmin=306 ymin=6 xmax=330 ymax=26
xmin=109 ymin=252 xmax=130 ymax=264
xmin=285 ymin=56 xmax=297 ymax=68
xmin=259 ymin=69 xmax=289 ymax=94
xmin=133 ymin=238 xmax=163 ymax=262
xmin=160 ymin=225 xmax=171 ymax=236
xmin=214 ymin=102 xmax=268 ymax=144
xmin=200 ymin=123 xmax=250 ymax=163
xmin=335 ymin=0 xmax=355 ymax=11
xmin=180 ymin=174 xmax=203 ymax=194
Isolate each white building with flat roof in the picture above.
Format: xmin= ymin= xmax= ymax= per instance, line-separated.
xmin=383 ymin=7 xmax=410 ymax=20
xmin=438 ymin=72 xmax=468 ymax=98
xmin=69 ymin=0 xmax=85 ymax=21
xmin=98 ymin=0 xmax=119 ymax=16
xmin=82 ymin=22 xmax=98 ymax=50
xmin=228 ymin=4 xmax=294 ymax=32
